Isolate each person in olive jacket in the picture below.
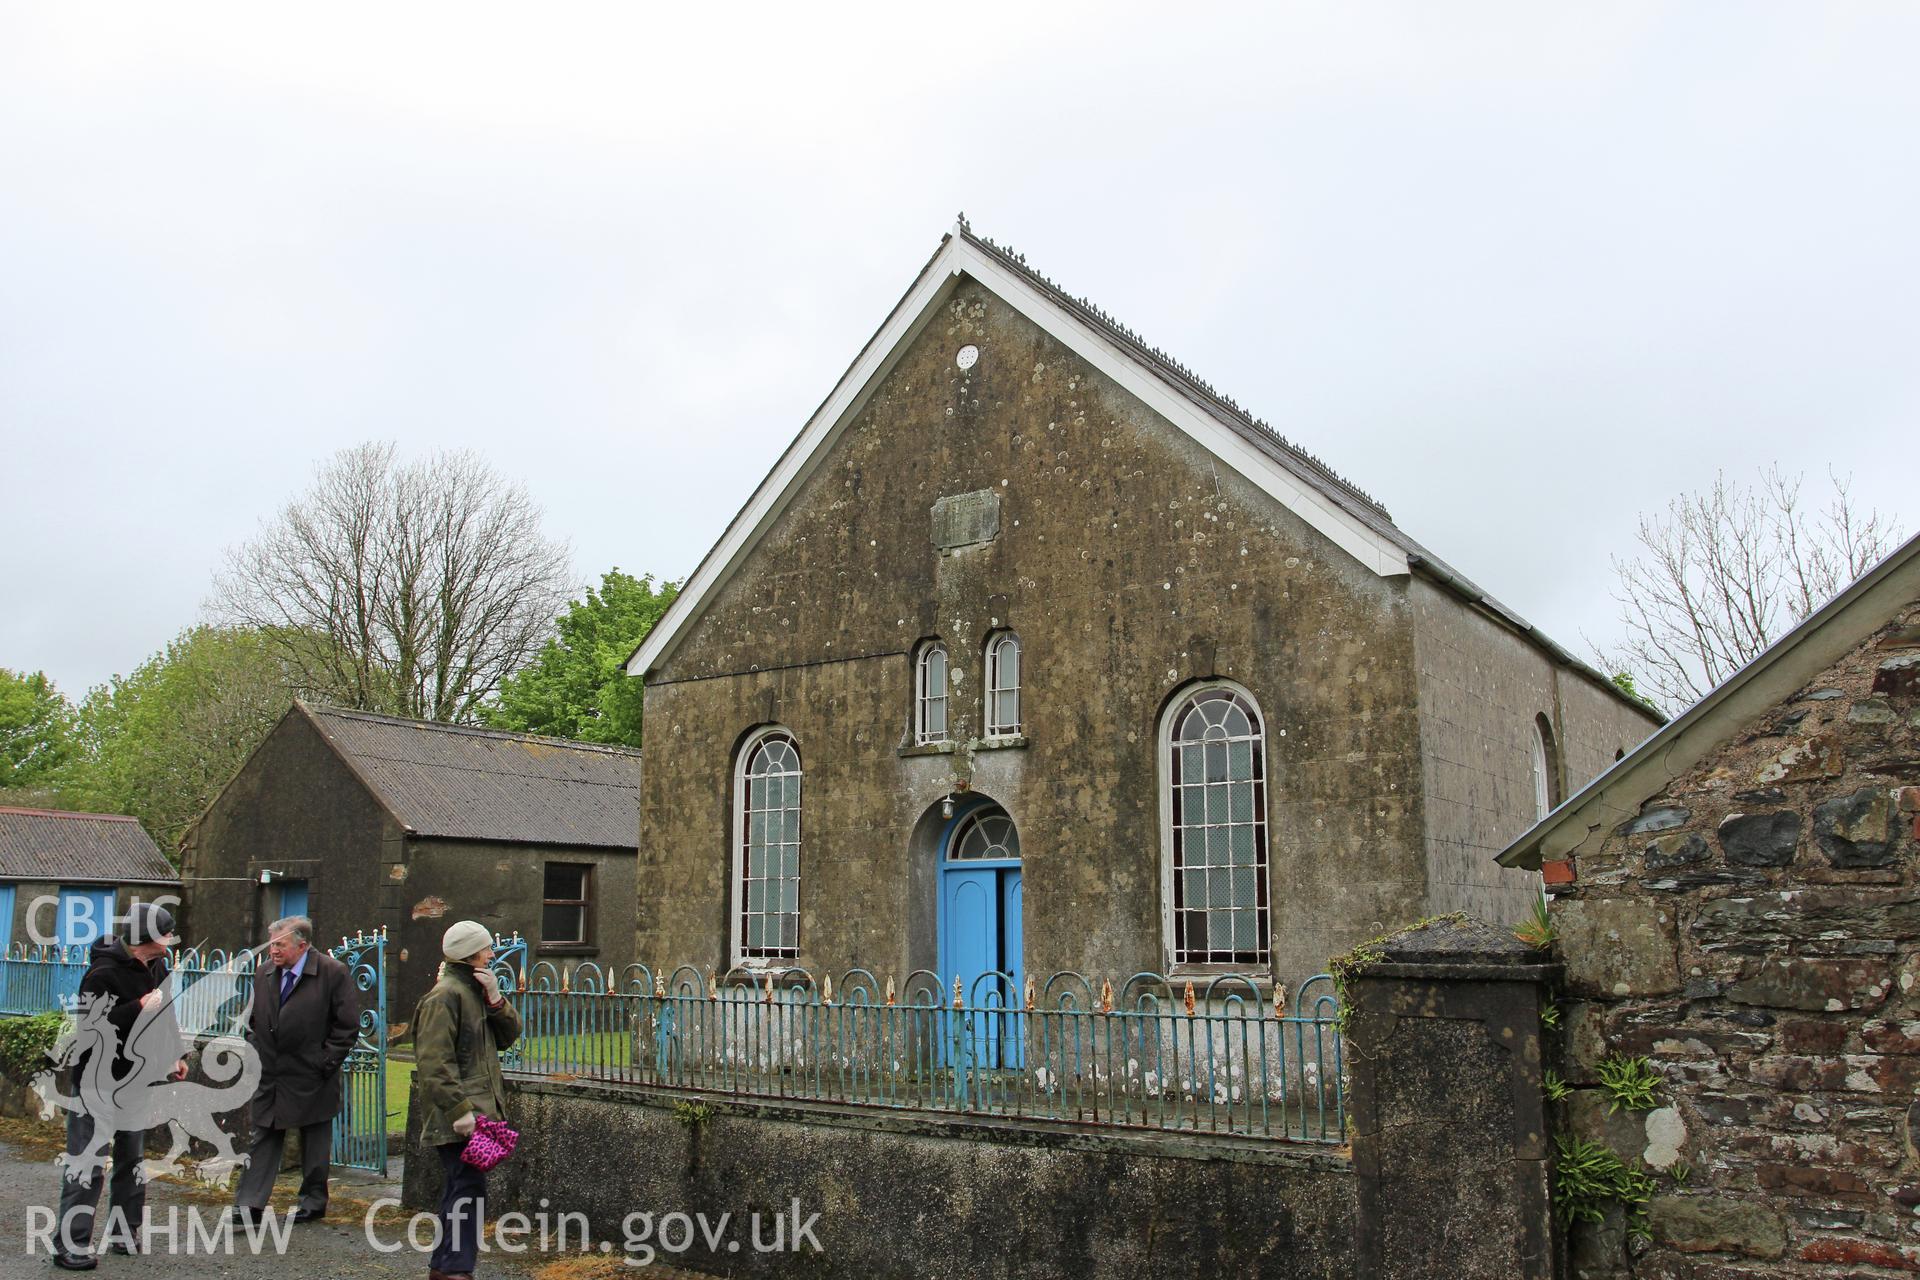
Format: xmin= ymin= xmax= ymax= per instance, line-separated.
xmin=412 ymin=920 xmax=520 ymax=1280
xmin=231 ymin=915 xmax=360 ymax=1223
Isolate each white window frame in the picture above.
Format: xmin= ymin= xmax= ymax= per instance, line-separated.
xmin=1157 ymin=679 xmax=1271 ymax=972
xmin=915 ymin=641 xmax=949 ymax=745
xmin=732 ymin=726 xmax=802 ymax=967
xmin=985 ymin=631 xmax=1022 ymax=738
xmin=1531 ymin=714 xmax=1558 ymax=821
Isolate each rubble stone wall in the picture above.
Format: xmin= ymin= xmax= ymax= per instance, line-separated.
xmin=1548 ymin=602 xmax=1920 ymax=1276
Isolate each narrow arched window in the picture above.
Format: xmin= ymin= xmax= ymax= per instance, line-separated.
xmin=1161 ymin=683 xmax=1269 ymax=968
xmin=1531 ymin=714 xmax=1561 ymax=821
xmin=985 ymin=632 xmax=1022 ymax=737
xmin=915 ymin=642 xmax=949 ymax=744
xmin=735 ymin=729 xmax=801 ymax=963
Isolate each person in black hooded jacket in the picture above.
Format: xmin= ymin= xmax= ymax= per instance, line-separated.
xmin=50 ymin=902 xmax=185 ymax=1271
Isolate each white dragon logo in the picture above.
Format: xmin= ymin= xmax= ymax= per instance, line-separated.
xmin=32 ymin=956 xmax=264 ymax=1186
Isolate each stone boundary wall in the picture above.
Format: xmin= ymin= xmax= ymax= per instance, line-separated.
xmin=402 ymin=914 xmax=1569 ymax=1278
xmin=1547 ymin=605 xmax=1920 ymax=1275
xmin=405 ymin=1079 xmax=1357 ymax=1279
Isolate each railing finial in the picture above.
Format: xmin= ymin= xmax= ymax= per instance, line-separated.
xmin=822 ymin=973 xmax=834 ymax=1005
xmin=1182 ymin=981 xmax=1196 ymax=1017
xmin=885 ymin=975 xmax=896 ymax=1006
xmin=1023 ymin=973 xmax=1036 ymax=1011
xmin=1099 ymin=978 xmax=1114 ymax=1014
xmin=952 ymin=976 xmax=964 ymax=1009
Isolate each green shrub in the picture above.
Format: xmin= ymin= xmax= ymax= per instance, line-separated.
xmin=0 ymin=1012 xmax=67 ymax=1082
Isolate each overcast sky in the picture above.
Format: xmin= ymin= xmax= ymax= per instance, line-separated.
xmin=2 ymin=3 xmax=1914 ymax=701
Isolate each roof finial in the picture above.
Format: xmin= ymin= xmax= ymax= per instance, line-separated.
xmin=955 ymin=210 xmax=970 ymax=234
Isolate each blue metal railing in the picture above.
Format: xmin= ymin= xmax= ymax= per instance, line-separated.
xmin=0 ymin=943 xmax=89 ymax=1015
xmin=1 ymin=942 xmax=260 ymax=1029
xmin=506 ymin=963 xmax=1345 ymax=1144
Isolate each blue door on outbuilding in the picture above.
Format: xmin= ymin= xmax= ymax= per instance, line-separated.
xmin=276 ymin=879 xmax=309 ymax=924
xmin=56 ymin=886 xmax=115 ymax=947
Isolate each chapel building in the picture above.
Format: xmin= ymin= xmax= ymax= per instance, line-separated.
xmin=625 ymin=221 xmax=1660 ymax=1012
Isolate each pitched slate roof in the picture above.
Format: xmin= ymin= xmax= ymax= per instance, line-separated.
xmin=302 ymin=704 xmax=641 ymax=850
xmin=954 ymin=218 xmax=1397 ymax=529
xmin=0 ymin=808 xmax=180 ymax=884
xmin=627 ymin=218 xmax=1651 ymax=718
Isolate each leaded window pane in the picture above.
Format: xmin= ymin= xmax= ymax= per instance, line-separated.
xmin=1229 ymin=824 xmax=1255 ymax=864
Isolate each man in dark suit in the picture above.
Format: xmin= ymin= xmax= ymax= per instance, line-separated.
xmin=230 ymin=915 xmax=360 ymax=1223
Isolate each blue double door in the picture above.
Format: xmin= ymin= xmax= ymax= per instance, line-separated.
xmin=937 ymin=807 xmax=1024 ymax=1069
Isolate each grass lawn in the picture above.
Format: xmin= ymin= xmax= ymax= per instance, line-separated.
xmin=385 ymin=1057 xmax=413 ymax=1135
xmin=379 ymin=1032 xmax=634 ymax=1135
xmin=514 ymin=1031 xmax=634 ymax=1068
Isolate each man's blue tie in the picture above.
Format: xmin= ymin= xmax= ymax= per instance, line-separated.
xmin=279 ymin=968 xmax=296 ymax=1005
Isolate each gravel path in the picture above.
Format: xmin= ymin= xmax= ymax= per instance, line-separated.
xmin=0 ymin=1121 xmax=701 ymax=1279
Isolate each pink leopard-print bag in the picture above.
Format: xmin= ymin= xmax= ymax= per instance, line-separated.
xmin=459 ymin=1115 xmax=519 ymax=1171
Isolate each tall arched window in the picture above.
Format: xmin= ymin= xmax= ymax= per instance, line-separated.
xmin=1531 ymin=714 xmax=1561 ymax=821
xmin=1160 ymin=683 xmax=1269 ymax=968
xmin=985 ymin=632 xmax=1022 ymax=737
xmin=915 ymin=642 xmax=949 ymax=744
xmin=735 ymin=728 xmax=801 ymax=963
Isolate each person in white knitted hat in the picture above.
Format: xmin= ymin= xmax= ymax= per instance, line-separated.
xmin=409 ymin=921 xmax=520 ymax=1279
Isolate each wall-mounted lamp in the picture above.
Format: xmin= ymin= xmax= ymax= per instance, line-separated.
xmin=257 ymin=869 xmax=276 ymax=886
xmin=941 ymin=795 xmax=954 ymax=820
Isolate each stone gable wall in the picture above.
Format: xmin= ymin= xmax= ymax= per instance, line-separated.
xmin=639 ymin=280 xmax=1431 ymax=985
xmin=1548 ymin=601 xmax=1920 ymax=1276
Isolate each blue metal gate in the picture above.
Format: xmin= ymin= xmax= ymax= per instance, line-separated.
xmin=329 ymin=929 xmax=388 ymax=1173
xmin=489 ymin=933 xmax=528 ymax=1070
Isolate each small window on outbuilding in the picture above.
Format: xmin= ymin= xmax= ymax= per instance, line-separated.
xmin=916 ymin=641 xmax=949 ymax=744
xmin=985 ymin=631 xmax=1022 ymax=737
xmin=542 ymin=863 xmax=593 ymax=949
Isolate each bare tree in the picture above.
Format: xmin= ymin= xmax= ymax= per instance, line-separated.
xmin=215 ymin=443 xmax=575 ymax=723
xmin=1595 ymin=467 xmax=1902 ymax=715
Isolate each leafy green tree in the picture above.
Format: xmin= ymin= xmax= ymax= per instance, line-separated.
xmin=61 ymin=627 xmax=327 ymax=853
xmin=483 ymin=570 xmax=678 ymax=748
xmin=0 ymin=668 xmax=76 ymax=790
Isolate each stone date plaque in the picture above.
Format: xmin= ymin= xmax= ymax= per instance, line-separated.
xmin=931 ymin=490 xmax=1001 ymax=551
